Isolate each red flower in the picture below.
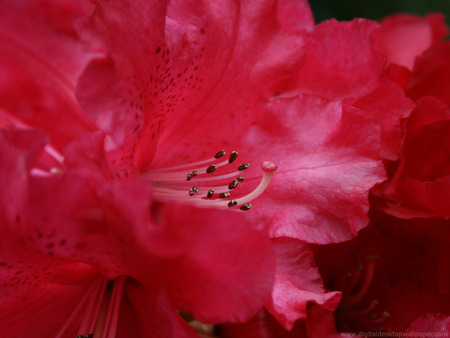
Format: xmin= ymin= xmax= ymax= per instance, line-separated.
xmin=0 ymin=0 xmax=413 ymax=336
xmin=0 ymin=128 xmax=275 ymax=337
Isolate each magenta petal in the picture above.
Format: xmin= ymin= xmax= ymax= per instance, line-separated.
xmin=406 ymin=313 xmax=450 ymax=334
xmin=148 ymin=204 xmax=275 ymax=323
xmin=295 ymin=19 xmax=385 ymax=101
xmin=266 ymin=238 xmax=341 ymax=330
xmin=243 ymin=96 xmax=385 ymax=244
xmin=0 ymin=0 xmax=97 ymax=149
xmin=76 ymin=0 xmax=308 ymax=170
xmin=126 ymin=283 xmax=198 ymax=338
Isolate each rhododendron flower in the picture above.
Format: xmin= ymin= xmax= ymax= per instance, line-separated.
xmin=0 ymin=0 xmax=418 ymax=337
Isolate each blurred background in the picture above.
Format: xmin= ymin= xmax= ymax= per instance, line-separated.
xmin=309 ymin=0 xmax=450 ymax=24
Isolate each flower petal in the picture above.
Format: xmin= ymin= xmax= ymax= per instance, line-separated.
xmin=243 ymin=95 xmax=385 ymax=243
xmin=147 ymin=204 xmax=275 ymax=323
xmin=266 ymin=238 xmax=341 ymax=330
xmin=0 ymin=0 xmax=97 ymax=150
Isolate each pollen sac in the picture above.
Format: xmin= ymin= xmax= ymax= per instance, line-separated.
xmin=206 ymin=164 xmax=217 ymax=174
xmin=189 ymin=188 xmax=194 ymax=196
xmin=76 ymin=336 xmax=84 ymax=338
xmin=240 ymin=203 xmax=253 ymax=211
xmin=228 ymin=199 xmax=238 ymax=207
xmin=192 ymin=186 xmax=199 ymax=193
xmin=237 ymin=176 xmax=244 ymax=182
xmin=219 ymin=192 xmax=230 ymax=198
xmin=228 ymin=179 xmax=239 ymax=190
xmin=207 ymin=189 xmax=214 ymax=198
xmin=186 ymin=173 xmax=193 ymax=181
xmin=238 ymin=163 xmax=250 ymax=171
xmin=192 ymin=169 xmax=197 ymax=177
xmin=215 ymin=150 xmax=226 ymax=158
xmin=229 ymin=151 xmax=238 ymax=163
xmin=85 ymin=335 xmax=94 ymax=338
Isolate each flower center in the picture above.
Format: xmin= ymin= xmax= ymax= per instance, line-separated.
xmin=142 ymin=150 xmax=277 ymax=211
xmin=56 ymin=276 xmax=126 ymax=338
xmin=335 ymin=258 xmax=390 ymax=332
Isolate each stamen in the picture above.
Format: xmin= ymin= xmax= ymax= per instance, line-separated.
xmin=228 ymin=151 xmax=238 ymax=163
xmin=143 ymin=151 xmax=277 ymax=211
xmin=228 ymin=200 xmax=238 ymax=207
xmin=240 ymin=204 xmax=252 ymax=211
xmin=238 ymin=163 xmax=250 ymax=171
xmin=215 ymin=150 xmax=226 ymax=158
xmin=206 ymin=165 xmax=217 ymax=174
xmin=228 ymin=179 xmax=239 ymax=190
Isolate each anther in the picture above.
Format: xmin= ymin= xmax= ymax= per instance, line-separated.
xmin=238 ymin=163 xmax=250 ymax=171
xmin=237 ymin=176 xmax=244 ymax=182
xmin=215 ymin=150 xmax=226 ymax=159
xmin=186 ymin=173 xmax=193 ymax=181
xmin=240 ymin=204 xmax=252 ymax=211
xmin=206 ymin=165 xmax=217 ymax=174
xmin=189 ymin=188 xmax=194 ymax=196
xmin=228 ymin=200 xmax=238 ymax=207
xmin=220 ymin=192 xmax=230 ymax=198
xmin=85 ymin=335 xmax=94 ymax=338
xmin=228 ymin=179 xmax=239 ymax=190
xmin=76 ymin=336 xmax=84 ymax=338
xmin=192 ymin=170 xmax=197 ymax=177
xmin=229 ymin=151 xmax=238 ymax=163
xmin=207 ymin=189 xmax=214 ymax=198
xmin=192 ymin=186 xmax=199 ymax=193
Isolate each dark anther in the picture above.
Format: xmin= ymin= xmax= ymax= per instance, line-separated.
xmin=192 ymin=186 xmax=199 ymax=193
xmin=85 ymin=335 xmax=94 ymax=338
xmin=215 ymin=150 xmax=226 ymax=158
xmin=229 ymin=151 xmax=238 ymax=163
xmin=219 ymin=192 xmax=230 ymax=198
xmin=207 ymin=189 xmax=214 ymax=198
xmin=192 ymin=169 xmax=197 ymax=177
xmin=189 ymin=188 xmax=194 ymax=196
xmin=228 ymin=200 xmax=238 ymax=207
xmin=240 ymin=204 xmax=253 ymax=211
xmin=237 ymin=176 xmax=244 ymax=182
xmin=186 ymin=173 xmax=193 ymax=181
xmin=228 ymin=179 xmax=239 ymax=190
xmin=76 ymin=336 xmax=84 ymax=338
xmin=206 ymin=164 xmax=217 ymax=173
xmin=238 ymin=163 xmax=250 ymax=171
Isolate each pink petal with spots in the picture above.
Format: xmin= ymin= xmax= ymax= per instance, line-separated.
xmin=76 ymin=0 xmax=307 ymax=171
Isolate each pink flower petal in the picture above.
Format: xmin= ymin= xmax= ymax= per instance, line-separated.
xmin=294 ymin=19 xmax=385 ymax=101
xmin=0 ymin=0 xmax=97 ymax=150
xmin=243 ymin=95 xmax=385 ymax=243
xmin=148 ymin=204 xmax=275 ymax=323
xmin=76 ymin=0 xmax=307 ymax=170
xmin=372 ymin=14 xmax=448 ymax=70
xmin=266 ymin=238 xmax=341 ymax=330
xmin=406 ymin=313 xmax=450 ymax=335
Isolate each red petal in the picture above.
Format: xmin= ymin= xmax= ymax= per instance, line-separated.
xmin=147 ymin=204 xmax=275 ymax=323
xmin=266 ymin=238 xmax=341 ymax=330
xmin=406 ymin=313 xmax=450 ymax=334
xmin=0 ymin=0 xmax=97 ymax=150
xmin=242 ymin=95 xmax=385 ymax=244
xmin=295 ymin=19 xmax=385 ymax=101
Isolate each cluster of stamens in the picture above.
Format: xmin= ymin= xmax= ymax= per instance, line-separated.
xmin=336 ymin=259 xmax=390 ymax=332
xmin=142 ymin=150 xmax=277 ymax=211
xmin=56 ymin=277 xmax=126 ymax=338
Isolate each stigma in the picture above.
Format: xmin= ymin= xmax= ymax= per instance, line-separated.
xmin=142 ymin=150 xmax=277 ymax=211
